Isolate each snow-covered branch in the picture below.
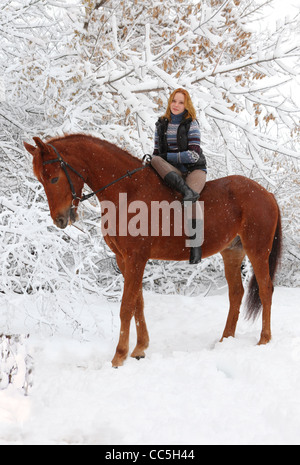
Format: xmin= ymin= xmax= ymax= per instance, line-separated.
xmin=0 ymin=0 xmax=299 ymax=301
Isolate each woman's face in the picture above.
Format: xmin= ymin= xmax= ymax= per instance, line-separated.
xmin=170 ymin=92 xmax=186 ymax=115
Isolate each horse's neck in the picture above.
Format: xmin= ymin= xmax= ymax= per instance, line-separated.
xmin=79 ymin=139 xmax=141 ymax=197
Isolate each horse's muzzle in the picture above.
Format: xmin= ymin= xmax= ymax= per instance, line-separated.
xmin=54 ymin=207 xmax=78 ymax=229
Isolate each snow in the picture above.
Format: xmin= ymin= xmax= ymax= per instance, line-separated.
xmin=1 ymin=286 xmax=300 ymax=445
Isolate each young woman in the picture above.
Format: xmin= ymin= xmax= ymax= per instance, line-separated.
xmin=151 ymin=88 xmax=207 ymax=264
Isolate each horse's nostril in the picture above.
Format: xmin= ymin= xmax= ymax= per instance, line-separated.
xmin=55 ymin=216 xmax=67 ymax=229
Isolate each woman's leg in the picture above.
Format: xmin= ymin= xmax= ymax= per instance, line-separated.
xmin=151 ymin=156 xmax=182 ymax=178
xmin=185 ymin=170 xmax=207 ymax=198
xmin=151 ymin=156 xmax=199 ymax=203
xmin=185 ymin=170 xmax=206 ymax=218
xmin=185 ymin=170 xmax=206 ymax=264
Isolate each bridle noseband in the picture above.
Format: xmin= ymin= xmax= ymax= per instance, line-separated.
xmin=44 ymin=144 xmax=150 ymax=204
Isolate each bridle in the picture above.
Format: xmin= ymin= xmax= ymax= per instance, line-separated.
xmin=44 ymin=144 xmax=86 ymax=203
xmin=44 ymin=144 xmax=150 ymax=204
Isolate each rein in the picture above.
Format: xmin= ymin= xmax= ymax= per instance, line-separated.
xmin=45 ymin=144 xmax=150 ymax=203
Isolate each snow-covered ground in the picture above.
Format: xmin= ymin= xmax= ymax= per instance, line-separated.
xmin=0 ymin=286 xmax=300 ymax=445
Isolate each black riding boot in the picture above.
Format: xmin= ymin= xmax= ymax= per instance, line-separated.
xmin=188 ymin=219 xmax=203 ymax=265
xmin=164 ymin=171 xmax=199 ymax=203
xmin=190 ymin=245 xmax=202 ymax=264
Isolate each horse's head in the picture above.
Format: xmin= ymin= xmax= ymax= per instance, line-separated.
xmin=24 ymin=137 xmax=84 ymax=229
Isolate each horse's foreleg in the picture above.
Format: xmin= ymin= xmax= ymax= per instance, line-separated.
xmin=131 ymin=289 xmax=149 ymax=360
xmin=221 ymin=246 xmax=246 ymax=341
xmin=111 ymin=256 xmax=147 ymax=368
xmin=251 ymin=259 xmax=273 ymax=345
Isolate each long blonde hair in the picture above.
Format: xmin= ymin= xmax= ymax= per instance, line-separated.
xmin=164 ymin=88 xmax=197 ymax=121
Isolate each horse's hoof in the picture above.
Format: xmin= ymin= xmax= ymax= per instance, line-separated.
xmin=258 ymin=333 xmax=271 ymax=345
xmin=111 ymin=354 xmax=125 ymax=368
xmin=131 ymin=347 xmax=146 ymax=360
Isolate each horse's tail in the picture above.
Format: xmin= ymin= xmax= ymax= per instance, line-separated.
xmin=246 ymin=200 xmax=282 ymax=320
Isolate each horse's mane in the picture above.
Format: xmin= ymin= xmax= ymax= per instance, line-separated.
xmin=46 ymin=133 xmax=143 ymax=165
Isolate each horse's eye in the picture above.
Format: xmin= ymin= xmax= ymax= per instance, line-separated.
xmin=51 ymin=177 xmax=59 ymax=184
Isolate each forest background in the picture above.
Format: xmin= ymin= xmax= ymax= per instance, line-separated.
xmin=0 ymin=0 xmax=299 ymax=315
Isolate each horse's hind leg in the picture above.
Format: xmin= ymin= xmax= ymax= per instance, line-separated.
xmin=221 ymin=242 xmax=246 ymax=341
xmin=247 ymin=255 xmax=273 ymax=345
xmin=131 ymin=289 xmax=150 ymax=360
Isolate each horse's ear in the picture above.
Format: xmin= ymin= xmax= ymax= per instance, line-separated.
xmin=24 ymin=142 xmax=37 ymax=157
xmin=33 ymin=137 xmax=48 ymax=152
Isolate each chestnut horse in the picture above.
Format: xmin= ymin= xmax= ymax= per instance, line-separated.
xmin=24 ymin=134 xmax=282 ymax=367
